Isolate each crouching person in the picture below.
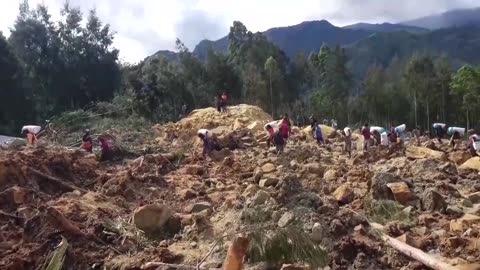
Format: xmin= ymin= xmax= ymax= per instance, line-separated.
xmin=265 ymin=124 xmax=285 ymax=154
xmin=197 ymin=129 xmax=222 ymax=157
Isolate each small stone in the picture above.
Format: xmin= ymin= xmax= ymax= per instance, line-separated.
xmin=354 ymin=224 xmax=366 ymax=234
xmin=133 ymin=204 xmax=172 ymax=232
xmin=191 ymin=202 xmax=213 ymax=213
xmin=190 ymin=241 xmax=198 ymax=248
xmin=386 ymin=182 xmax=414 ymax=205
xmin=253 ymin=168 xmax=263 ymax=183
xmin=272 ymin=211 xmax=282 ymax=222
xmin=280 ymin=264 xmax=308 ymax=270
xmin=303 ymin=163 xmax=324 ymax=176
xmin=181 ymin=189 xmax=197 ymax=199
xmin=243 ymin=184 xmax=257 ymax=197
xmin=462 ymin=199 xmax=474 ymax=208
xmin=223 ymin=156 xmax=234 ymax=167
xmin=332 ymin=185 xmax=354 ymax=204
xmin=11 ymin=186 xmax=26 ymax=204
xmin=278 ymin=212 xmax=295 ymax=228
xmin=446 ymin=205 xmax=464 ymax=215
xmin=323 ymin=169 xmax=338 ymax=181
xmin=159 ymin=240 xmax=169 ymax=247
xmin=311 ymin=222 xmax=323 ymax=241
xmin=185 ymin=165 xmax=204 ymax=175
xmin=329 ymin=219 xmax=345 ymax=235
xmin=259 ymin=178 xmax=279 ymax=188
xmin=432 ymin=229 xmax=446 ymax=237
xmin=402 ymin=206 xmax=414 ymax=215
xmin=466 ymin=192 xmax=480 ymax=204
xmin=422 ymin=188 xmax=447 ymax=213
xmin=290 ymin=160 xmax=299 ymax=169
xmin=450 ymin=214 xmax=480 ymax=232
xmin=252 ymin=190 xmax=270 ymax=205
xmin=261 ymin=163 xmax=276 ymax=173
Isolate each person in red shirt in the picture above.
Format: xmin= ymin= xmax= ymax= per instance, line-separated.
xmin=361 ymin=123 xmax=371 ymax=153
xmin=266 ymin=125 xmax=275 ymax=148
xmin=219 ymin=92 xmax=228 ymax=113
xmin=81 ymin=129 xmax=93 ymax=153
xmin=98 ymin=137 xmax=113 ymax=161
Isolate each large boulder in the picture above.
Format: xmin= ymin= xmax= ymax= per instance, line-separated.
xmin=261 ymin=163 xmax=276 ymax=174
xmin=459 ymin=157 xmax=480 ymax=171
xmin=386 ymin=182 xmax=415 ymax=205
xmin=406 ymin=146 xmax=446 ymax=161
xmin=303 ymin=163 xmax=325 ymax=176
xmin=448 ymin=151 xmax=472 ymax=166
xmin=332 ymin=185 xmax=354 ymax=204
xmin=133 ymin=204 xmax=172 ymax=232
xmin=450 ymin=214 xmax=480 ymax=232
xmin=369 ymin=173 xmax=402 ymax=201
xmin=422 ymin=188 xmax=447 ymax=213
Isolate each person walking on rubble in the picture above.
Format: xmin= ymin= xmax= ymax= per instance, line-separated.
xmin=432 ymin=123 xmax=447 ymax=144
xmin=313 ymin=121 xmax=324 ymax=145
xmin=361 ymin=123 xmax=371 ymax=153
xmin=468 ymin=129 xmax=479 ymax=157
xmin=265 ymin=123 xmax=285 ymax=154
xmin=412 ymin=126 xmax=421 ymax=145
xmin=98 ymin=137 xmax=113 ymax=161
xmin=343 ymin=127 xmax=352 ymax=157
xmin=279 ymin=113 xmax=291 ymax=144
xmin=447 ymin=126 xmax=465 ymax=148
xmin=197 ymin=129 xmax=222 ymax=157
xmin=81 ymin=129 xmax=93 ymax=153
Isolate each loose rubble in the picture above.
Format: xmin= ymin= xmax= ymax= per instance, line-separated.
xmin=1 ymin=104 xmax=480 ymax=269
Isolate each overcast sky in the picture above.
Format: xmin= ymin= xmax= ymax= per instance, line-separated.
xmin=1 ymin=0 xmax=479 ymax=63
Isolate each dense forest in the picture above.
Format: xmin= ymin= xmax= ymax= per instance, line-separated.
xmin=1 ymin=2 xmax=480 ymax=136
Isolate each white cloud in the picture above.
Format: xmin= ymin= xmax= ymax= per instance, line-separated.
xmin=1 ymin=0 xmax=479 ymax=63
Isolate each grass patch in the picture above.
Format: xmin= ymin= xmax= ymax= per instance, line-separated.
xmin=365 ymin=199 xmax=412 ymax=225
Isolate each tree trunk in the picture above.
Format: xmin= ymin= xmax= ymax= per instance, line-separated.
xmin=442 ymin=85 xmax=446 ymax=123
xmin=426 ymin=102 xmax=430 ymax=134
xmin=467 ymin=109 xmax=470 ymax=132
xmin=414 ymin=92 xmax=418 ymax=127
xmin=269 ymin=71 xmax=273 ymax=117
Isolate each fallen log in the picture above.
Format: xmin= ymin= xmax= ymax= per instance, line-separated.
xmin=28 ymin=168 xmax=88 ymax=193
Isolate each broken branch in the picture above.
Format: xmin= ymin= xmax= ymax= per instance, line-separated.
xmin=28 ymin=168 xmax=88 ymax=193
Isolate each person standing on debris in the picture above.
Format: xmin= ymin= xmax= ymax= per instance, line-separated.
xmin=432 ymin=123 xmax=447 ymax=143
xmin=21 ymin=125 xmax=41 ymax=145
xmin=98 ymin=137 xmax=113 ymax=161
xmin=265 ymin=124 xmax=285 ymax=154
xmin=412 ymin=126 xmax=421 ymax=145
xmin=395 ymin=124 xmax=406 ymax=144
xmin=343 ymin=127 xmax=352 ymax=157
xmin=313 ymin=122 xmax=324 ymax=145
xmin=389 ymin=126 xmax=398 ymax=145
xmin=81 ymin=129 xmax=93 ymax=153
xmin=447 ymin=127 xmax=465 ymax=148
xmin=361 ymin=123 xmax=371 ymax=152
xmin=468 ymin=129 xmax=479 ymax=157
xmin=219 ymin=92 xmax=228 ymax=113
xmin=279 ymin=113 xmax=291 ymax=143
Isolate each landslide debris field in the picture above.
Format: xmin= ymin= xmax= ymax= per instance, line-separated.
xmin=1 ymin=105 xmax=480 ymax=270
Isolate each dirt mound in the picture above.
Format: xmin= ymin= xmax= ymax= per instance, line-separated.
xmin=154 ymin=104 xmax=273 ymax=141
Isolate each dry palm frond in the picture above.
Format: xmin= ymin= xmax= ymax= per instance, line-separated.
xmin=103 ymin=217 xmax=151 ymax=247
xmin=247 ymin=226 xmax=328 ymax=268
xmin=365 ymin=199 xmax=411 ymax=225
xmin=44 ymin=236 xmax=69 ymax=270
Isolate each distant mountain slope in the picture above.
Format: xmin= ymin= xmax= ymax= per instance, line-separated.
xmin=193 ymin=20 xmax=373 ymax=59
xmin=346 ymin=25 xmax=480 ymax=78
xmin=402 ymin=7 xmax=480 ymax=29
xmin=147 ymin=50 xmax=179 ymax=62
xmin=343 ymin=22 xmax=426 ymax=33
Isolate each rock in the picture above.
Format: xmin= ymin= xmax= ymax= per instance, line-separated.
xmin=370 ymin=173 xmax=401 ymax=201
xmin=466 ymin=192 xmax=480 ymax=204
xmin=449 ymin=151 xmax=472 ymax=166
xmin=185 ymin=165 xmax=204 ymax=175
xmin=405 ymin=146 xmax=447 ymax=160
xmin=290 ymin=160 xmax=299 ymax=169
xmin=11 ymin=186 xmax=26 ymax=204
xmin=396 ymin=233 xmax=424 ymax=249
xmin=243 ymin=184 xmax=257 ymax=197
xmin=247 ymin=121 xmax=263 ymax=133
xmin=311 ymin=222 xmax=323 ymax=241
xmin=280 ymin=264 xmax=308 ymax=270
xmin=211 ymin=149 xmax=231 ymax=161
xmin=422 ymin=188 xmax=447 ymax=213
xmin=462 ymin=199 xmax=474 ymax=208
xmin=191 ymin=202 xmax=213 ymax=213
xmin=180 ymin=189 xmax=197 ymax=199
xmin=329 ymin=219 xmax=346 ymax=235
xmin=17 ymin=206 xmax=38 ymax=220
xmin=278 ymin=212 xmax=295 ymax=228
xmin=223 ymin=156 xmax=234 ymax=167
xmin=252 ymin=190 xmax=270 ymax=205
xmin=261 ymin=163 xmax=276 ymax=174
xmin=253 ymin=168 xmax=263 ymax=183
xmin=459 ymin=157 xmax=480 ymax=171
xmin=354 ymin=224 xmax=367 ymax=235
xmin=259 ymin=178 xmax=279 ymax=188
xmin=447 ymin=205 xmax=464 ymax=215
xmin=303 ymin=163 xmax=325 ymax=176
xmin=450 ymin=214 xmax=480 ymax=232
xmin=402 ymin=206 xmax=414 ymax=215
xmin=386 ymin=182 xmax=414 ymax=205
xmin=332 ymin=185 xmax=354 ymax=204
xmin=133 ymin=204 xmax=172 ymax=232
xmin=323 ymin=169 xmax=338 ymax=181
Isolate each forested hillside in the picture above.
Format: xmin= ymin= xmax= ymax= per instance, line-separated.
xmin=2 ymin=2 xmax=480 ymax=137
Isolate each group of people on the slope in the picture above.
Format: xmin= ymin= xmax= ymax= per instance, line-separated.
xmin=433 ymin=123 xmax=479 ymax=157
xmin=264 ymin=114 xmax=292 ymax=154
xmin=359 ymin=123 xmax=406 ymax=153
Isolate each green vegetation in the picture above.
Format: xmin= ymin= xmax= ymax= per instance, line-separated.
xmin=2 ymin=1 xmax=480 ymax=136
xmin=365 ymin=199 xmax=412 ymax=225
